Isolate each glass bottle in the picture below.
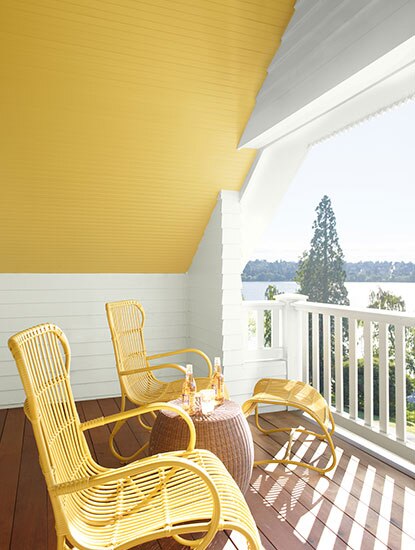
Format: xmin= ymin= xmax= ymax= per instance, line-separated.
xmin=182 ymin=364 xmax=197 ymax=414
xmin=211 ymin=356 xmax=225 ymax=405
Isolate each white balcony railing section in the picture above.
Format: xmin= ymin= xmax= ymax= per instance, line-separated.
xmin=243 ymin=294 xmax=415 ymax=462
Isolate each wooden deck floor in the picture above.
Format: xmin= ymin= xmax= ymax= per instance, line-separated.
xmin=0 ymin=398 xmax=414 ymax=550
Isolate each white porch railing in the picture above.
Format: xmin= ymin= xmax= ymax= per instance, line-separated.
xmin=243 ymin=299 xmax=285 ymax=361
xmin=243 ymin=295 xmax=415 ymax=463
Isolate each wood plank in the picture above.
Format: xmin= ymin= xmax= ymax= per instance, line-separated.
xmin=118 ymin=396 xmax=155 ymax=451
xmin=98 ymin=397 xmax=150 ymax=461
xmin=47 ymin=498 xmax=56 ymax=550
xmin=208 ymin=531 xmax=239 ymax=550
xmin=253 ymin=413 xmax=415 ymax=545
xmin=244 ymin=485 xmax=314 ymax=550
xmin=0 ymin=409 xmax=7 ymax=439
xmin=263 ymin=411 xmax=415 ymax=491
xmin=0 ymin=407 xmax=25 ymax=549
xmin=258 ymin=410 xmax=415 ymax=504
xmin=2 ymin=400 xmax=414 ymax=550
xmin=227 ymin=527 xmax=275 ymax=550
xmin=10 ymin=418 xmax=48 ymax=549
xmin=252 ymin=441 xmax=383 ymax=549
xmin=76 ymin=401 xmax=97 ymax=462
xmin=250 ymin=463 xmax=350 ymax=549
xmin=79 ymin=399 xmax=120 ymax=468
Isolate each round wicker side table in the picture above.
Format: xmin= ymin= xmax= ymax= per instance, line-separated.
xmin=149 ymin=400 xmax=254 ymax=494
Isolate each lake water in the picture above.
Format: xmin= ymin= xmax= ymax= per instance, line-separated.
xmin=242 ymin=281 xmax=415 ymax=313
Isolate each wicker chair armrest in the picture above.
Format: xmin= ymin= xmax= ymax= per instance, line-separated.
xmin=80 ymin=402 xmax=196 ymax=451
xmin=147 ymin=348 xmax=213 ymax=377
xmin=119 ymin=363 xmax=187 ymax=377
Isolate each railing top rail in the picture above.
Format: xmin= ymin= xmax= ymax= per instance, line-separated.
xmin=294 ymin=300 xmax=415 ymax=325
xmin=242 ymin=300 xmax=285 ymax=309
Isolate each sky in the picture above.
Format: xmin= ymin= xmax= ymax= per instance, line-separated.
xmin=251 ymin=99 xmax=415 ymax=263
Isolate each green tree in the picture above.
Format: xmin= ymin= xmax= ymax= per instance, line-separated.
xmin=343 ymin=359 xmax=415 ymax=419
xmin=295 ymin=195 xmax=349 ymax=305
xmin=342 ymin=288 xmax=415 ymax=424
xmin=264 ymin=284 xmax=282 ymax=347
xmin=367 ymin=287 xmax=415 ymax=374
xmin=368 ymin=287 xmax=405 ymax=312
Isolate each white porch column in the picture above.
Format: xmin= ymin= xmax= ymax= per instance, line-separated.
xmin=187 ymin=191 xmax=244 ymax=384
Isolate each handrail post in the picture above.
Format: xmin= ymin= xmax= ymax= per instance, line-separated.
xmin=278 ymin=294 xmax=308 ymax=381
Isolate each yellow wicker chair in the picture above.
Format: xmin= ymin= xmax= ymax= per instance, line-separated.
xmin=242 ymin=378 xmax=337 ymax=474
xmin=8 ymin=323 xmax=262 ymax=550
xmin=106 ymin=300 xmax=225 ymax=461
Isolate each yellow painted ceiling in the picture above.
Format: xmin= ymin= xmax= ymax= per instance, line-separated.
xmin=0 ymin=0 xmax=294 ymax=272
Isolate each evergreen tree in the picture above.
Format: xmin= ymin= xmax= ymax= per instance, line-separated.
xmin=296 ymin=195 xmax=349 ymax=305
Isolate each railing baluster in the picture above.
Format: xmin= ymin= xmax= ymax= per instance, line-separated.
xmin=272 ymin=308 xmax=279 ymax=348
xmin=302 ymin=311 xmax=309 ymax=384
xmin=349 ymin=318 xmax=358 ymax=420
xmin=363 ymin=321 xmax=373 ymax=427
xmin=334 ymin=316 xmax=343 ymax=412
xmin=257 ymin=309 xmax=264 ymax=349
xmin=395 ymin=324 xmax=406 ymax=443
xmin=323 ymin=314 xmax=331 ymax=404
xmin=312 ymin=312 xmax=320 ymax=391
xmin=378 ymin=322 xmax=389 ymax=434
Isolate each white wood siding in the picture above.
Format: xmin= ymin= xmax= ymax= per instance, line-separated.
xmin=0 ymin=274 xmax=188 ymax=408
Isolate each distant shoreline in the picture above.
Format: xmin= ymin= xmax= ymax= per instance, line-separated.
xmin=242 ymin=280 xmax=415 ymax=311
xmin=242 ymin=260 xmax=415 ymax=283
xmin=242 ymin=278 xmax=415 ymax=283
xmin=242 ymin=277 xmax=415 ymax=285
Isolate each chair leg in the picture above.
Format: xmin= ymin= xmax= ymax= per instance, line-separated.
xmin=109 ymin=394 xmax=149 ymax=463
xmin=173 ymin=534 xmax=200 ymax=547
xmin=173 ymin=527 xmax=259 ymax=550
xmin=254 ymin=406 xmax=337 ymax=475
xmin=255 ymin=405 xmax=294 ymax=435
xmin=137 ymin=410 xmax=157 ymax=431
xmin=57 ymin=536 xmax=71 ymax=550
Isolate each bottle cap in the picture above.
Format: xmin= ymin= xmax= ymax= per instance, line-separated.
xmin=185 ymin=364 xmax=193 ymax=374
xmin=214 ymin=357 xmax=221 ymax=366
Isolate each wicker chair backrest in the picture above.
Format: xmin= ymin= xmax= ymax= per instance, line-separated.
xmin=106 ymin=300 xmax=155 ymax=398
xmin=8 ymin=323 xmax=93 ymax=488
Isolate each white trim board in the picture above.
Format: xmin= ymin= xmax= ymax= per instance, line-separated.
xmin=240 ymin=0 xmax=415 ymax=149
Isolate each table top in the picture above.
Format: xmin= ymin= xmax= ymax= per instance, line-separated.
xmin=158 ymin=399 xmax=242 ymax=424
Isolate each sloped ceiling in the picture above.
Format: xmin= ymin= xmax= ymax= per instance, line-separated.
xmin=0 ymin=0 xmax=294 ymax=272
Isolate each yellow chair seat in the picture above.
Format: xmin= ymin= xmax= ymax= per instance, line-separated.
xmin=243 ymin=378 xmax=336 ymax=474
xmin=63 ymin=449 xmax=253 ymax=550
